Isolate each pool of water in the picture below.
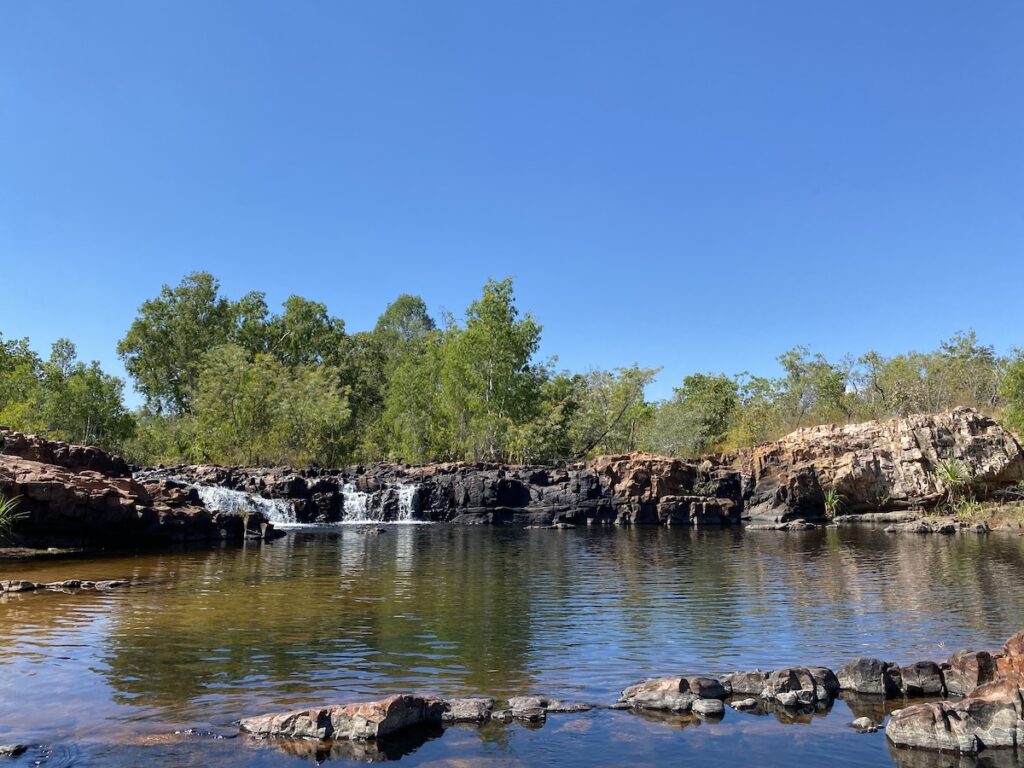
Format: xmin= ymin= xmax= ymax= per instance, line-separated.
xmin=2 ymin=526 xmax=1024 ymax=767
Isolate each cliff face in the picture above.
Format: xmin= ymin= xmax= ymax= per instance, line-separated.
xmin=722 ymin=408 xmax=1024 ymax=523
xmin=0 ymin=429 xmax=278 ymax=547
xmin=5 ymin=408 xmax=1023 ymax=542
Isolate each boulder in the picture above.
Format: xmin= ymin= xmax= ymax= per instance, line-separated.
xmin=722 ymin=670 xmax=769 ymax=695
xmin=440 ymin=698 xmax=494 ymax=723
xmin=761 ymin=668 xmax=819 ymax=707
xmin=691 ymin=698 xmax=724 ymax=716
xmin=900 ymin=661 xmax=946 ymax=697
xmin=619 ymin=677 xmax=697 ymax=711
xmin=885 ymin=680 xmax=1024 ymax=753
xmin=838 ymin=657 xmax=902 ymax=697
xmin=240 ymin=695 xmax=445 ymax=741
xmin=945 ymin=650 xmax=997 ymax=696
xmin=994 ymin=630 xmax=1024 ymax=686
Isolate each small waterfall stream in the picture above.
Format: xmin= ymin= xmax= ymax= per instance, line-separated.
xmin=194 ymin=484 xmax=300 ymax=526
xmin=340 ymin=481 xmax=423 ymax=523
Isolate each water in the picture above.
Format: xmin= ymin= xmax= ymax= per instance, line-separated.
xmin=194 ymin=484 xmax=299 ymax=526
xmin=2 ymin=526 xmax=1024 ymax=767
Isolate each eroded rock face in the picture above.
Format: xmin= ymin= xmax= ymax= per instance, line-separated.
xmin=886 ymin=680 xmax=1024 ymax=753
xmin=723 ymin=408 xmax=1024 ymax=522
xmin=993 ymin=630 xmax=1024 ymax=686
xmin=945 ymin=650 xmax=997 ymax=696
xmin=0 ymin=430 xmax=278 ymax=547
xmin=1 ymin=428 xmax=130 ymax=478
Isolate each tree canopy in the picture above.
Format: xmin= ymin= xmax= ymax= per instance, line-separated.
xmin=3 ymin=272 xmax=1023 ymax=466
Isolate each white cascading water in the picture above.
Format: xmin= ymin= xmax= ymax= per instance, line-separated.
xmin=396 ymin=483 xmax=416 ymax=522
xmin=194 ymin=484 xmax=299 ymax=526
xmin=340 ymin=481 xmax=423 ymax=523
xmin=341 ymin=482 xmax=372 ymax=522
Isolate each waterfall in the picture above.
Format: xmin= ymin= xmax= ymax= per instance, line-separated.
xmin=194 ymin=484 xmax=299 ymax=526
xmin=340 ymin=481 xmax=425 ymax=523
xmin=396 ymin=483 xmax=416 ymax=521
xmin=341 ymin=482 xmax=373 ymax=522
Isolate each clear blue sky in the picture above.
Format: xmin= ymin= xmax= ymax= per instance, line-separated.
xmin=1 ymin=1 xmax=1022 ymax=403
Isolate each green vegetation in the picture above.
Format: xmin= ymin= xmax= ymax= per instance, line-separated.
xmin=0 ymin=335 xmax=134 ymax=451
xmin=823 ymin=488 xmax=846 ymax=519
xmin=0 ymin=495 xmax=26 ymax=544
xmin=2 ymin=271 xmax=1024 ymax=467
xmin=932 ymin=457 xmax=974 ymax=514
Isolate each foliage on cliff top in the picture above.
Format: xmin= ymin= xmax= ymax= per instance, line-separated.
xmin=3 ymin=271 xmax=1024 ymax=466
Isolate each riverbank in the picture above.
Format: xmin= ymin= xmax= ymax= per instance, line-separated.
xmin=3 ymin=408 xmax=1024 ymax=554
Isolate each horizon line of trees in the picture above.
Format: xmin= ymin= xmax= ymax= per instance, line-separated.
xmin=2 ymin=271 xmax=1024 ymax=467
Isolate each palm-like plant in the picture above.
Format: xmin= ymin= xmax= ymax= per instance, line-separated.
xmin=0 ymin=495 xmax=27 ymax=544
xmin=933 ymin=458 xmax=972 ymax=512
xmin=823 ymin=488 xmax=846 ymax=519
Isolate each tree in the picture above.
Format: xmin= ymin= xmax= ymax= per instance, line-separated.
xmin=117 ymin=272 xmax=235 ymax=414
xmin=439 ymin=278 xmax=544 ymax=461
xmin=568 ymin=366 xmax=658 ymax=457
xmin=647 ymin=373 xmax=738 ymax=456
xmin=1001 ymin=354 xmax=1024 ymax=438
xmin=265 ymin=295 xmax=346 ymax=367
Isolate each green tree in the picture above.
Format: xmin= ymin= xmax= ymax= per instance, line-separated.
xmin=568 ymin=366 xmax=658 ymax=457
xmin=117 ymin=272 xmax=236 ymax=414
xmin=647 ymin=373 xmax=738 ymax=456
xmin=439 ymin=278 xmax=544 ymax=461
xmin=1001 ymin=354 xmax=1024 ymax=438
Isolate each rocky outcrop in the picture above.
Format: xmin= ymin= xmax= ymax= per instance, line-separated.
xmin=240 ymin=693 xmax=590 ymax=742
xmin=240 ymin=695 xmax=445 ymax=741
xmin=723 ymin=408 xmax=1024 ymax=523
xmin=0 ymin=430 xmax=280 ymax=547
xmin=886 ymin=680 xmax=1024 ymax=753
xmin=146 ymin=454 xmax=744 ymax=527
xmin=144 ymin=409 xmax=1024 ymax=528
xmin=885 ymin=629 xmax=1024 ymax=754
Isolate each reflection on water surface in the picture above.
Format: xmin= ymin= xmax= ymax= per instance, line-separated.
xmin=2 ymin=526 xmax=1024 ymax=766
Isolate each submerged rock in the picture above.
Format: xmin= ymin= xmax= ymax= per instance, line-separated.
xmin=850 ymin=716 xmax=878 ymax=732
xmin=0 ymin=744 xmax=27 ymax=757
xmin=691 ymin=698 xmax=724 ymax=717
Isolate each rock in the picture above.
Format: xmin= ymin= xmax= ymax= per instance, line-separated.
xmin=0 ymin=580 xmax=37 ymax=593
xmin=730 ymin=697 xmax=758 ymax=710
xmin=885 ymin=680 xmax=1024 ymax=753
xmin=440 ymin=698 xmax=494 ymax=723
xmin=619 ymin=678 xmax=697 ymax=711
xmin=240 ymin=695 xmax=444 ymax=741
xmin=761 ymin=668 xmax=820 ymax=706
xmin=691 ymin=698 xmax=724 ymax=716
xmin=900 ymin=661 xmax=946 ymax=697
xmin=810 ymin=666 xmax=841 ymax=700
xmin=0 ymin=745 xmax=27 ymax=757
xmin=0 ymin=430 xmax=280 ymax=548
xmin=994 ymin=629 xmax=1024 ymax=686
xmin=684 ymin=676 xmax=728 ymax=700
xmin=723 ymin=670 xmax=769 ymax=695
xmin=94 ymin=579 xmax=131 ymax=590
xmin=776 ymin=691 xmax=800 ymax=708
xmin=851 ymin=716 xmax=878 ymax=732
xmin=838 ymin=657 xmax=902 ymax=697
xmin=505 ymin=695 xmax=589 ymax=718
xmin=721 ymin=409 xmax=1024 ymax=522
xmin=945 ymin=650 xmax=996 ymax=696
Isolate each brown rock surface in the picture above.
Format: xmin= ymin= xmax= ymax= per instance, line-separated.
xmin=0 ymin=430 xmax=277 ymax=547
xmin=724 ymin=408 xmax=1024 ymax=522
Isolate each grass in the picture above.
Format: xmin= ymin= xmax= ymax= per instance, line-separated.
xmin=0 ymin=495 xmax=27 ymax=544
xmin=932 ymin=457 xmax=973 ymax=514
xmin=823 ymin=488 xmax=846 ymax=519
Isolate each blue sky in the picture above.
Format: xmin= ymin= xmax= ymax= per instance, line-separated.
xmin=1 ymin=0 xmax=1022 ymax=403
